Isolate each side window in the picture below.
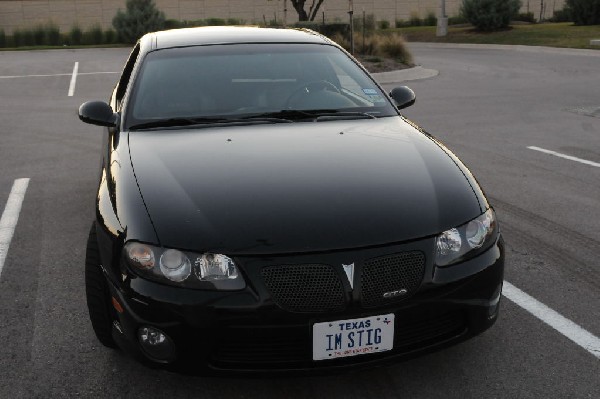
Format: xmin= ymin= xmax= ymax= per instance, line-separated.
xmin=114 ymin=44 xmax=141 ymax=109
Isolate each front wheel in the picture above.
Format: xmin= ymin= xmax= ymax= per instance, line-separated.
xmin=85 ymin=223 xmax=117 ymax=348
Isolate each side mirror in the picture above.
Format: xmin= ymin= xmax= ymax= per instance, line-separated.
xmin=389 ymin=86 xmax=416 ymax=110
xmin=78 ymin=101 xmax=118 ymax=127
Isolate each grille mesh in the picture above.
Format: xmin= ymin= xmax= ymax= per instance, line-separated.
xmin=361 ymin=252 xmax=425 ymax=307
xmin=262 ymin=264 xmax=345 ymax=312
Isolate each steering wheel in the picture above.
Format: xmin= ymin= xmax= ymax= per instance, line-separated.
xmin=285 ymin=80 xmax=341 ymax=108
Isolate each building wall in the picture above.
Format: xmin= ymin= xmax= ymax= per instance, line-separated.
xmin=0 ymin=0 xmax=566 ymax=34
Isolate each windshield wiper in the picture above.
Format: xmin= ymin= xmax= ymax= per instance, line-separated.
xmin=129 ymin=117 xmax=227 ymax=130
xmin=242 ymin=109 xmax=377 ymax=121
xmin=129 ymin=116 xmax=292 ymax=130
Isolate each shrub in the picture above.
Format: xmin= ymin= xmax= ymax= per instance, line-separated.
xmin=448 ymin=15 xmax=468 ymax=25
xmin=104 ymin=29 xmax=117 ymax=43
xmin=395 ymin=19 xmax=406 ymax=28
xmin=46 ymin=23 xmax=61 ymax=45
xmin=566 ymin=0 xmax=600 ymax=25
xmin=377 ymin=20 xmax=390 ymax=29
xmin=112 ymin=0 xmax=166 ymax=44
xmin=321 ymin=22 xmax=349 ymax=36
xmin=83 ymin=24 xmax=104 ymax=45
xmin=380 ymin=33 xmax=412 ymax=64
xmin=409 ymin=12 xmax=422 ymax=26
xmin=515 ymin=12 xmax=536 ymax=23
xmin=549 ymin=8 xmax=572 ymax=22
xmin=70 ymin=25 xmax=83 ymax=45
xmin=205 ymin=17 xmax=225 ymax=26
xmin=33 ymin=25 xmax=46 ymax=45
xmin=424 ymin=11 xmax=437 ymax=26
xmin=460 ymin=0 xmax=522 ymax=31
xmin=0 ymin=29 xmax=5 ymax=48
xmin=164 ymin=19 xmax=182 ymax=29
xmin=12 ymin=30 xmax=22 ymax=46
xmin=329 ymin=31 xmax=412 ymax=65
xmin=227 ymin=18 xmax=244 ymax=25
xmin=21 ymin=29 xmax=35 ymax=46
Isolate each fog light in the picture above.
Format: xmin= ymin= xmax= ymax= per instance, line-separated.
xmin=138 ymin=326 xmax=176 ymax=362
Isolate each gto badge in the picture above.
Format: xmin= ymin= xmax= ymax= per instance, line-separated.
xmin=383 ymin=289 xmax=408 ymax=299
xmin=342 ymin=263 xmax=355 ymax=289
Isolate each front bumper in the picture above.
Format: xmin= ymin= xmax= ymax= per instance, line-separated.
xmin=104 ymin=236 xmax=504 ymax=375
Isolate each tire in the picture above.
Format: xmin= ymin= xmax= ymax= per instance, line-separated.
xmin=85 ymin=223 xmax=117 ymax=348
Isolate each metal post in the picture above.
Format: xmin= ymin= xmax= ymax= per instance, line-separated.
xmin=362 ymin=8 xmax=366 ymax=54
xmin=436 ymin=0 xmax=448 ymax=37
xmin=539 ymin=0 xmax=544 ymax=22
xmin=348 ymin=0 xmax=354 ymax=55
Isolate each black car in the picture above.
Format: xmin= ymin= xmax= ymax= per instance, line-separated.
xmin=79 ymin=26 xmax=504 ymax=374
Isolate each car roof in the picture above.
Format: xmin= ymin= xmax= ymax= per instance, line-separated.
xmin=147 ymin=26 xmax=330 ymax=50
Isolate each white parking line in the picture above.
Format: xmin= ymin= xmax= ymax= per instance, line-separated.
xmin=0 ymin=178 xmax=30 ymax=280
xmin=0 ymin=71 xmax=119 ymax=79
xmin=67 ymin=62 xmax=79 ymax=97
xmin=527 ymin=146 xmax=600 ymax=168
xmin=503 ymin=281 xmax=600 ymax=359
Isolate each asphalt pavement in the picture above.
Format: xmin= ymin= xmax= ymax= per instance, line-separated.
xmin=0 ymin=44 xmax=599 ymax=398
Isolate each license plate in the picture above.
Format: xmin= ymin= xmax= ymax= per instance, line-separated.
xmin=312 ymin=314 xmax=395 ymax=361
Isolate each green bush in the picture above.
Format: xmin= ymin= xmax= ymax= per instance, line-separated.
xmin=104 ymin=29 xmax=117 ymax=43
xmin=164 ymin=19 xmax=182 ymax=29
xmin=0 ymin=29 xmax=5 ymax=48
xmin=395 ymin=19 xmax=406 ymax=28
xmin=46 ymin=23 xmax=61 ymax=45
xmin=12 ymin=30 xmax=22 ymax=46
xmin=424 ymin=11 xmax=437 ymax=26
xmin=70 ymin=25 xmax=83 ymax=45
xmin=21 ymin=29 xmax=35 ymax=46
xmin=112 ymin=0 xmax=166 ymax=44
xmin=409 ymin=12 xmax=422 ymax=26
xmin=83 ymin=25 xmax=104 ymax=45
xmin=321 ymin=22 xmax=348 ymax=36
xmin=566 ymin=0 xmax=600 ymax=25
xmin=205 ymin=17 xmax=225 ymax=26
xmin=448 ymin=15 xmax=468 ymax=25
xmin=33 ymin=25 xmax=45 ymax=45
xmin=377 ymin=20 xmax=390 ymax=29
xmin=227 ymin=18 xmax=245 ymax=25
xmin=515 ymin=12 xmax=536 ymax=23
xmin=461 ymin=0 xmax=522 ymax=31
xmin=549 ymin=8 xmax=572 ymax=22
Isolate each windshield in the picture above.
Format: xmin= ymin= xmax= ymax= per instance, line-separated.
xmin=125 ymin=43 xmax=397 ymax=129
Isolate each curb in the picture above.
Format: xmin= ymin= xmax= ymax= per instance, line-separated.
xmin=371 ymin=66 xmax=439 ymax=84
xmin=407 ymin=42 xmax=600 ymax=57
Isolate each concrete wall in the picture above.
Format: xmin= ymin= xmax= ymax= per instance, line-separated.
xmin=0 ymin=0 xmax=566 ymax=34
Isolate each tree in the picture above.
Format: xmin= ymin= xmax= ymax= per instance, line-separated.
xmin=290 ymin=0 xmax=327 ymax=22
xmin=566 ymin=0 xmax=600 ymax=25
xmin=112 ymin=0 xmax=166 ymax=44
xmin=460 ymin=0 xmax=521 ymax=31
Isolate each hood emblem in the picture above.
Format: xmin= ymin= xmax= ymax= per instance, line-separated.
xmin=342 ymin=263 xmax=355 ymax=289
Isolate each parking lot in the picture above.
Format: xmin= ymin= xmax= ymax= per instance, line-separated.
xmin=0 ymin=44 xmax=599 ymax=397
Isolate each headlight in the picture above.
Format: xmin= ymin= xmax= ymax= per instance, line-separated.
xmin=435 ymin=209 xmax=497 ymax=266
xmin=123 ymin=243 xmax=245 ymax=290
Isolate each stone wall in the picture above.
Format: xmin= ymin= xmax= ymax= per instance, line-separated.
xmin=0 ymin=0 xmax=566 ymax=33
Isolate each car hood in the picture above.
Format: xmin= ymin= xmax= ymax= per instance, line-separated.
xmin=128 ymin=117 xmax=484 ymax=255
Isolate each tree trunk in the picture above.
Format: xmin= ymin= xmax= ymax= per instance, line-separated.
xmin=291 ymin=0 xmax=309 ymax=21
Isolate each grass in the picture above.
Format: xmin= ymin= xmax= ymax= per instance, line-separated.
xmin=0 ymin=43 xmax=130 ymax=51
xmin=390 ymin=22 xmax=600 ymax=50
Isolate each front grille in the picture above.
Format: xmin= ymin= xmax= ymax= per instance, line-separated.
xmin=361 ymin=252 xmax=426 ymax=307
xmin=210 ymin=310 xmax=467 ymax=369
xmin=262 ymin=264 xmax=346 ymax=312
